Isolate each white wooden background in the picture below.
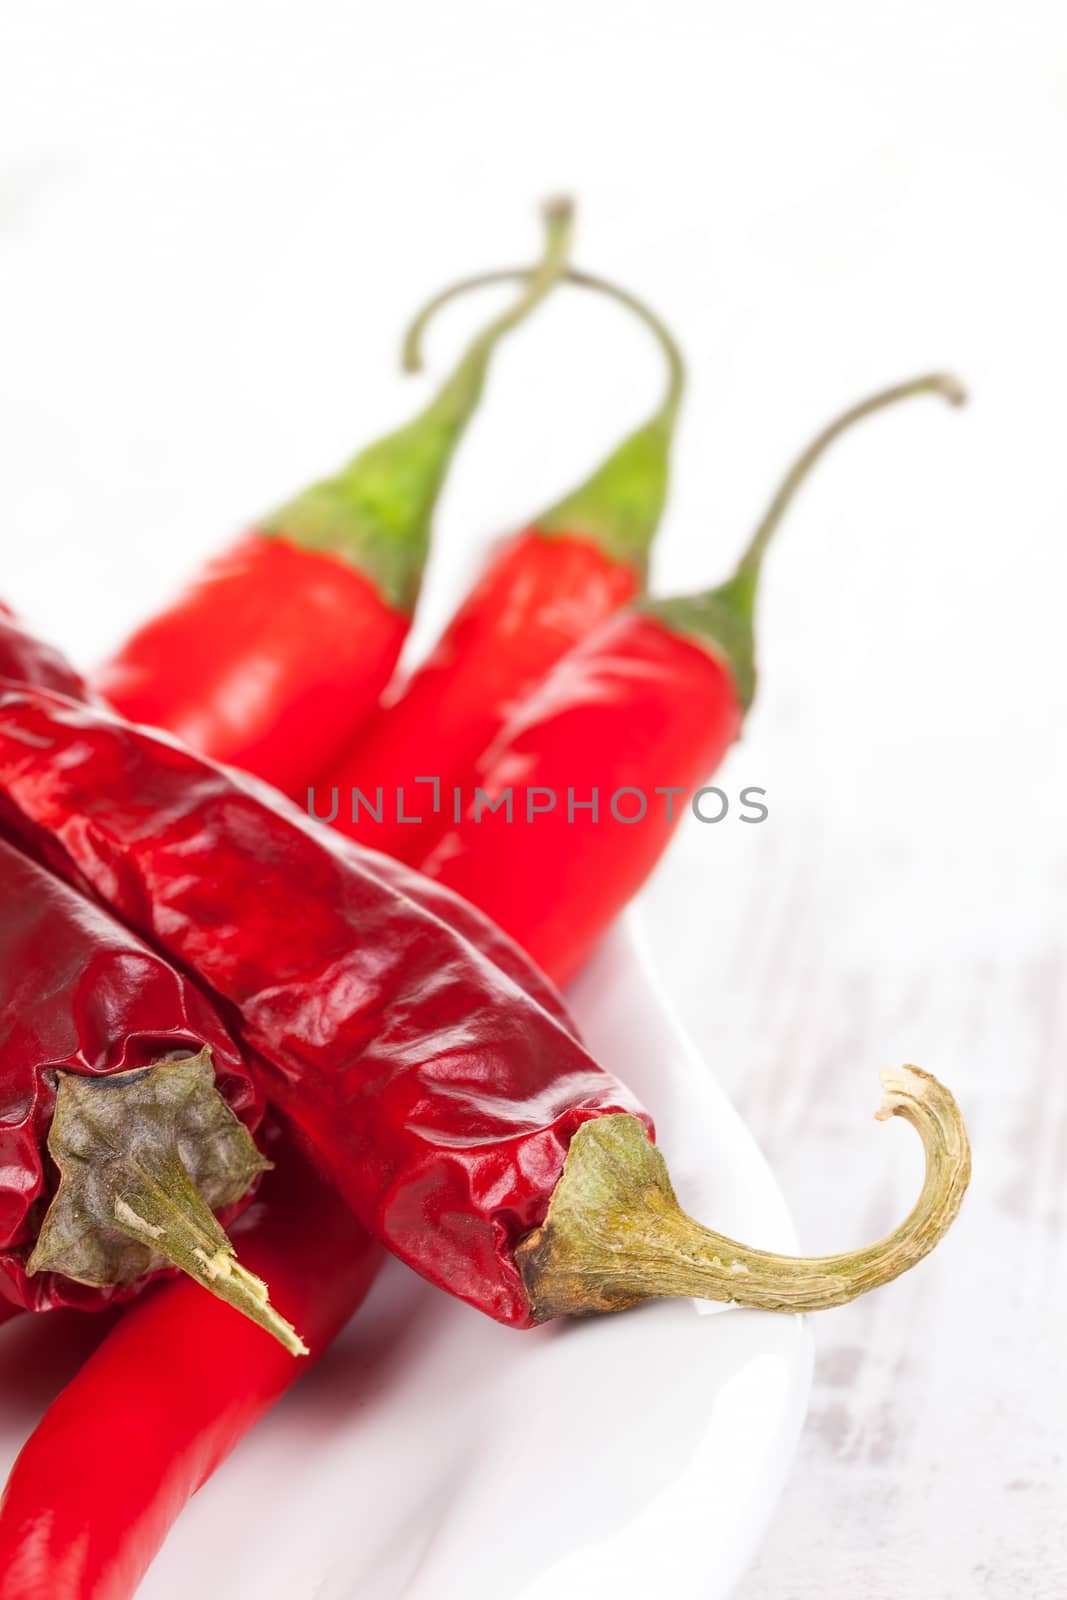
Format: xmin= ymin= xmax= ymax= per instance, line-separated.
xmin=3 ymin=4 xmax=1065 ymax=1595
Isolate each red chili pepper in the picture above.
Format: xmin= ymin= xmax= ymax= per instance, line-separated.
xmin=318 ymin=268 xmax=684 ymax=861
xmin=418 ymin=374 xmax=967 ymax=986
xmin=0 ymin=830 xmax=301 ymax=1350
xmin=0 ymin=678 xmax=970 ymax=1328
xmin=94 ymin=202 xmax=572 ymax=798
xmin=0 ymin=1135 xmax=380 ymax=1600
xmin=0 ymin=628 xmax=579 ymax=1600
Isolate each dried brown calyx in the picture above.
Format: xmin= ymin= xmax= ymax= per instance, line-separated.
xmin=29 ymin=1049 xmax=306 ymax=1355
xmin=517 ymin=1064 xmax=970 ymax=1320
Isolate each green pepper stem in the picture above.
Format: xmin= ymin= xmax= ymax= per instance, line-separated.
xmin=516 ymin=1065 xmax=970 ymax=1321
xmin=28 ymin=1052 xmax=306 ymax=1356
xmin=403 ymin=263 xmax=685 ymax=429
xmin=402 ymin=262 xmax=685 ymax=573
xmin=418 ymin=198 xmax=574 ymax=430
xmin=640 ymin=371 xmax=966 ymax=707
xmin=259 ymin=200 xmax=574 ymax=611
xmin=736 ymin=372 xmax=966 ymax=587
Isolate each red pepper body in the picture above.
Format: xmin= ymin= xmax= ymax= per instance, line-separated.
xmin=96 ymin=534 xmax=408 ymax=798
xmin=352 ymin=842 xmax=576 ymax=1036
xmin=0 ymin=1136 xmax=381 ymax=1600
xmin=0 ymin=833 xmax=262 ymax=1315
xmin=322 ymin=528 xmax=639 ymax=858
xmin=420 ymin=611 xmax=741 ymax=986
xmin=0 ymin=683 xmax=644 ymax=1327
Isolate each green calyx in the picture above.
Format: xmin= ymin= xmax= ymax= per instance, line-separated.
xmin=260 ymin=199 xmax=574 ymax=614
xmin=640 ymin=372 xmax=967 ymax=710
xmin=645 ymin=570 xmax=758 ymax=708
xmin=403 ymin=266 xmax=686 ymax=580
xmin=536 ymin=412 xmax=675 ymax=574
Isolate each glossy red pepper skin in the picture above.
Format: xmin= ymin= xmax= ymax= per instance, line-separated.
xmin=0 ymin=1136 xmax=381 ymax=1600
xmin=0 ymin=682 xmax=644 ymax=1327
xmin=419 ymin=611 xmax=740 ymax=986
xmin=96 ymin=534 xmax=409 ymax=799
xmin=0 ymin=832 xmax=262 ymax=1315
xmin=322 ymin=528 xmax=640 ymax=858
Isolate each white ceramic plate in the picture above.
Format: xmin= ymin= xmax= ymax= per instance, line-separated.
xmin=0 ymin=914 xmax=812 ymax=1599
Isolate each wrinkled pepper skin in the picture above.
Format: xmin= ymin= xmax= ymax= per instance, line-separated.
xmin=3 ymin=609 xmax=574 ymax=1040
xmin=421 ymin=611 xmax=741 ymax=986
xmin=0 ymin=1137 xmax=381 ymax=1600
xmin=347 ymin=839 xmax=577 ymax=1037
xmin=0 ymin=832 xmax=262 ymax=1315
xmin=322 ymin=529 xmax=641 ymax=860
xmin=97 ymin=534 xmax=408 ymax=799
xmin=0 ymin=625 xmax=584 ymax=1600
xmin=0 ymin=681 xmax=644 ymax=1327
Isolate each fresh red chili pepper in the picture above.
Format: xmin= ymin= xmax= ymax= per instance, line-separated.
xmin=418 ymin=374 xmax=966 ymax=986
xmin=94 ymin=202 xmax=572 ymax=798
xmin=0 ymin=1135 xmax=380 ymax=1600
xmin=0 ymin=830 xmax=301 ymax=1350
xmin=318 ymin=268 xmax=684 ymax=860
xmin=0 ymin=678 xmax=970 ymax=1327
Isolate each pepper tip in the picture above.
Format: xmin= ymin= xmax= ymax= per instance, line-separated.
xmin=541 ymin=194 xmax=575 ymax=226
xmin=935 ymin=373 xmax=967 ymax=407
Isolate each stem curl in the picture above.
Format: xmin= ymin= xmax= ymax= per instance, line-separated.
xmin=403 ymin=263 xmax=685 ymax=431
xmin=738 ymin=372 xmax=966 ymax=582
xmin=516 ymin=1064 xmax=970 ymax=1320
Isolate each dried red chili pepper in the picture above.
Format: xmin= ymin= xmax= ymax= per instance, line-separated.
xmin=0 ymin=679 xmax=971 ymax=1327
xmin=419 ymin=373 xmax=966 ymax=985
xmin=0 ymin=1136 xmax=379 ymax=1600
xmin=94 ymin=202 xmax=572 ymax=798
xmin=0 ymin=831 xmax=301 ymax=1350
xmin=319 ymin=267 xmax=684 ymax=860
xmin=1 ymin=606 xmax=576 ymax=1039
xmin=0 ymin=630 xmax=580 ymax=1600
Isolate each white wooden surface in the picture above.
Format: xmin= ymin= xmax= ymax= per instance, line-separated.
xmin=3 ymin=4 xmax=1066 ymax=1595
xmin=643 ymin=825 xmax=1066 ymax=1595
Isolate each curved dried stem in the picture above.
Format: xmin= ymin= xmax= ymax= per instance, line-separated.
xmin=517 ymin=1065 xmax=970 ymax=1320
